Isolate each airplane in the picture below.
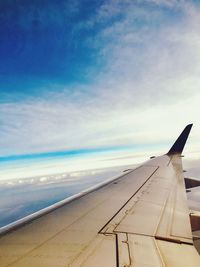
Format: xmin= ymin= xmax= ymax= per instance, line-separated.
xmin=0 ymin=124 xmax=200 ymax=267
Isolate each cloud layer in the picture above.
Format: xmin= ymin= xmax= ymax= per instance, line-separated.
xmin=0 ymin=0 xmax=200 ymax=157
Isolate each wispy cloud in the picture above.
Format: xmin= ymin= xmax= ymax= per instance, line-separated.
xmin=0 ymin=1 xmax=200 ymax=157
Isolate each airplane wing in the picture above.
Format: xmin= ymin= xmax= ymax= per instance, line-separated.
xmin=0 ymin=124 xmax=200 ymax=267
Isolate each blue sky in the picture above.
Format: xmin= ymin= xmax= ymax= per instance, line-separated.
xmin=1 ymin=0 xmax=200 ymax=159
xmin=0 ymin=1 xmax=101 ymax=92
xmin=0 ymin=0 xmax=184 ymax=92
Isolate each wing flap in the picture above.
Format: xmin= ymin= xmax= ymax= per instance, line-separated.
xmin=101 ymin=155 xmax=193 ymax=243
xmin=118 ymin=234 xmax=200 ymax=267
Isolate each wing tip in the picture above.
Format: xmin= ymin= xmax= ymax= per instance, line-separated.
xmin=167 ymin=124 xmax=193 ymax=155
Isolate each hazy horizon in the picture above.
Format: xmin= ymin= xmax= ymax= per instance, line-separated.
xmin=0 ymin=149 xmax=199 ymax=228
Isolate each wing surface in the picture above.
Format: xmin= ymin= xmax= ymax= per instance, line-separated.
xmin=0 ymin=124 xmax=199 ymax=267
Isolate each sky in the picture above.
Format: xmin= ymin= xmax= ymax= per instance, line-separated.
xmin=1 ymin=0 xmax=200 ymax=227
xmin=0 ymin=0 xmax=200 ymax=166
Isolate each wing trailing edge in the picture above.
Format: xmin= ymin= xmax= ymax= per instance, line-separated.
xmin=167 ymin=124 xmax=193 ymax=155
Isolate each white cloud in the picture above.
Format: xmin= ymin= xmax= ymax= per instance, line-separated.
xmin=0 ymin=1 xmax=200 ymax=157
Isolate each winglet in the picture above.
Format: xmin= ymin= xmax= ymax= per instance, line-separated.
xmin=167 ymin=124 xmax=193 ymax=155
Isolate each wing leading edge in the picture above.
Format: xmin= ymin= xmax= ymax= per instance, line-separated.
xmin=0 ymin=124 xmax=199 ymax=267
